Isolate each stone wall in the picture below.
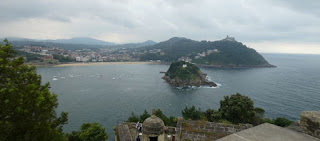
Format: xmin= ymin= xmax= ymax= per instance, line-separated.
xmin=300 ymin=111 xmax=320 ymax=139
xmin=178 ymin=120 xmax=252 ymax=141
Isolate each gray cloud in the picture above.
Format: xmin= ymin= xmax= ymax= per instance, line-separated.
xmin=0 ymin=0 xmax=319 ymax=53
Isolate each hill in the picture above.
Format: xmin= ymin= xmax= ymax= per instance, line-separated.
xmin=44 ymin=37 xmax=115 ymax=46
xmin=5 ymin=40 xmax=106 ymax=50
xmin=108 ymin=40 xmax=156 ymax=49
xmin=162 ymin=61 xmax=217 ymax=87
xmin=1 ymin=37 xmax=155 ymax=50
xmin=137 ymin=37 xmax=274 ymax=68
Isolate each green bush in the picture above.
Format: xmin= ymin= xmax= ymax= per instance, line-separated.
xmin=267 ymin=117 xmax=294 ymax=127
xmin=127 ymin=109 xmax=177 ymax=126
xmin=182 ymin=106 xmax=202 ymax=120
xmin=219 ymin=93 xmax=255 ymax=124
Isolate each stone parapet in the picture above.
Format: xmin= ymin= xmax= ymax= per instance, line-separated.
xmin=180 ymin=120 xmax=252 ymax=140
xmin=300 ymin=111 xmax=320 ymax=139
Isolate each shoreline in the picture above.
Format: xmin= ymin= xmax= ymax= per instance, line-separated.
xmin=34 ymin=61 xmax=160 ymax=67
xmin=32 ymin=61 xmax=276 ymax=68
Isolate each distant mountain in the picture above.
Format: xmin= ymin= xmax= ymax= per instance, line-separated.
xmin=1 ymin=37 xmax=115 ymax=46
xmin=0 ymin=37 xmax=35 ymax=42
xmin=137 ymin=37 xmax=274 ymax=68
xmin=7 ymin=41 xmax=106 ymax=50
xmin=44 ymin=37 xmax=115 ymax=46
xmin=1 ymin=37 xmax=156 ymax=50
xmin=109 ymin=40 xmax=157 ymax=49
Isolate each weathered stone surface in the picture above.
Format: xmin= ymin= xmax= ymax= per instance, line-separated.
xmin=142 ymin=115 xmax=165 ymax=135
xmin=218 ymin=123 xmax=320 ymax=141
xmin=117 ymin=123 xmax=133 ymax=141
xmin=300 ymin=111 xmax=320 ymax=138
xmin=179 ymin=120 xmax=252 ymax=141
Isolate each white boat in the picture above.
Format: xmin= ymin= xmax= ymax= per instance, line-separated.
xmin=112 ymin=78 xmax=116 ymax=80
xmin=61 ymin=76 xmax=65 ymax=79
xmin=53 ymin=76 xmax=58 ymax=81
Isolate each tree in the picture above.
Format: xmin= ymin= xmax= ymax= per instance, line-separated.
xmin=127 ymin=112 xmax=140 ymax=122
xmin=0 ymin=39 xmax=68 ymax=141
xmin=253 ymin=107 xmax=265 ymax=125
xmin=127 ymin=109 xmax=177 ymax=126
xmin=219 ymin=93 xmax=255 ymax=124
xmin=154 ymin=109 xmax=177 ymax=126
xmin=182 ymin=106 xmax=202 ymax=120
xmin=204 ymin=109 xmax=222 ymax=122
xmin=269 ymin=117 xmax=294 ymax=127
xmin=79 ymin=122 xmax=108 ymax=141
xmin=139 ymin=110 xmax=151 ymax=122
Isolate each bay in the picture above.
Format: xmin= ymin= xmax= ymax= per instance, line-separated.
xmin=37 ymin=53 xmax=320 ymax=139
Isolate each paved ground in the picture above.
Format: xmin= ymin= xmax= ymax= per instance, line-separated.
xmin=217 ymin=123 xmax=320 ymax=141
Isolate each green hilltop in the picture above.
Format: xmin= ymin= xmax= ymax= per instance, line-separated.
xmin=163 ymin=61 xmax=217 ymax=87
xmin=165 ymin=61 xmax=202 ymax=81
xmin=137 ymin=36 xmax=274 ymax=68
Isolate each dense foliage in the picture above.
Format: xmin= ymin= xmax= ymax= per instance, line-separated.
xmin=182 ymin=106 xmax=202 ymax=120
xmin=264 ymin=117 xmax=294 ymax=127
xmin=16 ymin=50 xmax=43 ymax=62
xmin=127 ymin=109 xmax=177 ymax=126
xmin=182 ymin=93 xmax=293 ymax=126
xmin=0 ymin=39 xmax=68 ymax=141
xmin=139 ymin=37 xmax=271 ymax=66
xmin=128 ymin=93 xmax=294 ymax=128
xmin=53 ymin=54 xmax=74 ymax=62
xmin=165 ymin=61 xmax=201 ymax=80
xmin=67 ymin=122 xmax=108 ymax=141
xmin=219 ymin=93 xmax=256 ymax=124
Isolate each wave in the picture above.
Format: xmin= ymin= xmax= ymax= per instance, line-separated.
xmin=202 ymin=83 xmax=221 ymax=89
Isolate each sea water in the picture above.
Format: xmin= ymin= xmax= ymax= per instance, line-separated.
xmin=37 ymin=53 xmax=320 ymax=139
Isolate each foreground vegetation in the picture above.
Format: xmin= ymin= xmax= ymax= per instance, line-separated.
xmin=128 ymin=93 xmax=294 ymax=127
xmin=0 ymin=39 xmax=107 ymax=141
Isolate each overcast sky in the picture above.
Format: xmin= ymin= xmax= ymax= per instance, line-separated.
xmin=0 ymin=0 xmax=320 ymax=54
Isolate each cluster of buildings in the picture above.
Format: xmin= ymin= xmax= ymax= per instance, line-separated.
xmin=178 ymin=49 xmax=220 ymax=62
xmin=19 ymin=46 xmax=136 ymax=62
xmin=194 ymin=49 xmax=220 ymax=59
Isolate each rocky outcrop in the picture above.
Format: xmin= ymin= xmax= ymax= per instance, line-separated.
xmin=163 ymin=61 xmax=217 ymax=88
xmin=300 ymin=111 xmax=320 ymax=138
xmin=162 ymin=74 xmax=217 ymax=87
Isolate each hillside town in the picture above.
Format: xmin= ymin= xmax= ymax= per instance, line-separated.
xmin=19 ymin=45 xmax=139 ymax=63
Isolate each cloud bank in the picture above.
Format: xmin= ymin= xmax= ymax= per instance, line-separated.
xmin=0 ymin=0 xmax=319 ymax=53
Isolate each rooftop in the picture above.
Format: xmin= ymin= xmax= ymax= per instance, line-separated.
xmin=217 ymin=123 xmax=320 ymax=141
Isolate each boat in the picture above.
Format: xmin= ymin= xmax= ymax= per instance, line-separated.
xmin=53 ymin=76 xmax=58 ymax=81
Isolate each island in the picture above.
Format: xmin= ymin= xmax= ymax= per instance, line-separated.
xmin=162 ymin=61 xmax=217 ymax=87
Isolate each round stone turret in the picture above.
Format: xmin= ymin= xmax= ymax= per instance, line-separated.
xmin=142 ymin=111 xmax=165 ymax=136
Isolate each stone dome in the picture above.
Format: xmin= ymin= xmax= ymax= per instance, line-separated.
xmin=142 ymin=115 xmax=165 ymax=136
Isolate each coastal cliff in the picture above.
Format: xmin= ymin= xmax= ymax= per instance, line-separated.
xmin=162 ymin=61 xmax=217 ymax=87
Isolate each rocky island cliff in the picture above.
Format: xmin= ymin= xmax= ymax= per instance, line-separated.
xmin=162 ymin=61 xmax=217 ymax=87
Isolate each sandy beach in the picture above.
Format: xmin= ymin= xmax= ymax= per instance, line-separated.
xmin=53 ymin=61 xmax=159 ymax=67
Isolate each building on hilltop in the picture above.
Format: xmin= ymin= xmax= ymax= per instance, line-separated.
xmin=223 ymin=35 xmax=236 ymax=42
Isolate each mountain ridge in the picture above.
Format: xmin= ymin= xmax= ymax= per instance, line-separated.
xmin=136 ymin=37 xmax=275 ymax=68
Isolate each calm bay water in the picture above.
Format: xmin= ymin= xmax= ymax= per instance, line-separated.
xmin=37 ymin=54 xmax=320 ymax=139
